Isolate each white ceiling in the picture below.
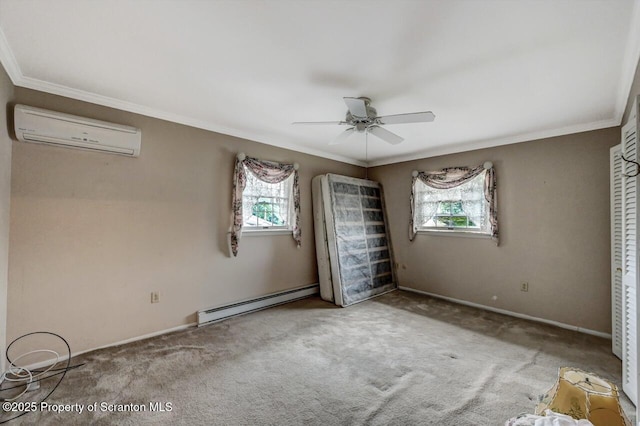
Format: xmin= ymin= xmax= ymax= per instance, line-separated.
xmin=1 ymin=0 xmax=639 ymax=166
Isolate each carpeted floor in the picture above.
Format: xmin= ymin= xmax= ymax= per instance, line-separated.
xmin=1 ymin=290 xmax=634 ymax=425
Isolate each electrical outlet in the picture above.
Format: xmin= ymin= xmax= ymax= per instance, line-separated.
xmin=151 ymin=291 xmax=160 ymax=303
xmin=520 ymin=282 xmax=529 ymax=292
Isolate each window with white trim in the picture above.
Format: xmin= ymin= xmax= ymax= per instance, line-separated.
xmin=242 ymin=170 xmax=294 ymax=230
xmin=413 ymin=171 xmax=490 ymax=234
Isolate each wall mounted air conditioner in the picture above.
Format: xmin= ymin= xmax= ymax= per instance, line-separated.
xmin=14 ymin=104 xmax=141 ymax=157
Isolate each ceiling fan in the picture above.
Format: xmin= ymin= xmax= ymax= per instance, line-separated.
xmin=293 ymin=97 xmax=435 ymax=145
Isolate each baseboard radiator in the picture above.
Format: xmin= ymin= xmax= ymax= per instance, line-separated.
xmin=197 ymin=284 xmax=319 ymax=327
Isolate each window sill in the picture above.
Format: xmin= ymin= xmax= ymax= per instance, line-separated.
xmin=417 ymin=229 xmax=492 ymax=239
xmin=242 ymin=228 xmax=293 ymax=236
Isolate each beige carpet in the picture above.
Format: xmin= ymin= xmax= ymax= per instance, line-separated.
xmin=1 ymin=290 xmax=633 ymax=425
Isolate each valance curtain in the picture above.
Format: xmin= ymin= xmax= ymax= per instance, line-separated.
xmin=409 ymin=164 xmax=498 ymax=243
xmin=231 ymin=155 xmax=301 ymax=256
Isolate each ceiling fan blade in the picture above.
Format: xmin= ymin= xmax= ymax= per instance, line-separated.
xmin=329 ymin=128 xmax=356 ymax=145
xmin=368 ymin=125 xmax=404 ymax=145
xmin=343 ymin=97 xmax=368 ymax=118
xmin=292 ymin=121 xmax=346 ymax=125
xmin=376 ymin=111 xmax=435 ymax=125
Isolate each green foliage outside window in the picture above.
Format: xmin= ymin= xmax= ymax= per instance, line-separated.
xmin=433 ymin=201 xmax=476 ymax=228
xmin=252 ymin=200 xmax=284 ymax=225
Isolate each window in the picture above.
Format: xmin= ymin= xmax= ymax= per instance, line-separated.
xmin=410 ymin=165 xmax=498 ymax=241
xmin=414 ymin=172 xmax=488 ymax=233
xmin=242 ymin=169 xmax=293 ymax=230
xmin=230 ymin=154 xmax=301 ymax=256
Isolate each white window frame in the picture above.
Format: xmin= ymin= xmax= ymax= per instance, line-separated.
xmin=241 ymin=170 xmax=294 ymax=236
xmin=413 ymin=172 xmax=492 ymax=238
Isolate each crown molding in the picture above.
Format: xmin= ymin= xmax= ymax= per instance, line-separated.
xmin=8 ymin=71 xmax=622 ymax=169
xmin=13 ymin=76 xmax=366 ymax=167
xmin=0 ymin=25 xmax=20 ymax=84
xmin=366 ymin=118 xmax=619 ymax=167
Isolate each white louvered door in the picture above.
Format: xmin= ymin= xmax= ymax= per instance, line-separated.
xmin=611 ymin=144 xmax=623 ymax=359
xmin=621 ymin=104 xmax=639 ymax=405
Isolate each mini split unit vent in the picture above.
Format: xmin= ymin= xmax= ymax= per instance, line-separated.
xmin=14 ymin=104 xmax=141 ymax=157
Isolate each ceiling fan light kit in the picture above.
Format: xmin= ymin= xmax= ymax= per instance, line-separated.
xmin=293 ymin=97 xmax=435 ymax=146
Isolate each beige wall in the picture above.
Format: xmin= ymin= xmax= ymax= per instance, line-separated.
xmin=369 ymin=127 xmax=619 ymax=333
xmin=0 ymin=64 xmax=14 ymax=370
xmin=7 ymin=88 xmax=364 ymax=354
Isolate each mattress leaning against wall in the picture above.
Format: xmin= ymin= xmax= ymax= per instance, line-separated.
xmin=312 ymin=174 xmax=398 ymax=306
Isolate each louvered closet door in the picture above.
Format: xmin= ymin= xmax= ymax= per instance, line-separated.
xmin=621 ymin=117 xmax=638 ymax=405
xmin=611 ymin=144 xmax=623 ymax=359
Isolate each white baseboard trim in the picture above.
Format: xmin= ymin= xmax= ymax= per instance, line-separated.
xmin=16 ymin=285 xmax=319 ymax=371
xmin=87 ymin=323 xmax=198 ymax=354
xmin=198 ymin=284 xmax=319 ymax=326
xmin=17 ymin=323 xmax=197 ymax=371
xmin=399 ymin=286 xmax=612 ymax=339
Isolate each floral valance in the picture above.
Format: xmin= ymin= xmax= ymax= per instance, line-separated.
xmin=230 ymin=153 xmax=301 ymax=256
xmin=409 ymin=163 xmax=498 ymax=243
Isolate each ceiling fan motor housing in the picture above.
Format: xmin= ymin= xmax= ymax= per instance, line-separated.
xmin=345 ymin=97 xmax=378 ymax=132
